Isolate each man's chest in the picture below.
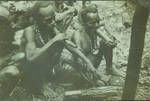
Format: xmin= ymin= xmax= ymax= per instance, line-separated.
xmin=73 ymin=31 xmax=98 ymax=54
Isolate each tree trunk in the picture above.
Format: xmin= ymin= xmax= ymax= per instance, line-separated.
xmin=122 ymin=4 xmax=149 ymax=100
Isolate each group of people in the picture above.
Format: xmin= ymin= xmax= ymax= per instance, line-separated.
xmin=0 ymin=0 xmax=123 ymax=100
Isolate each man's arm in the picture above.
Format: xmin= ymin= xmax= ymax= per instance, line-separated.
xmin=24 ymin=26 xmax=66 ymax=62
xmin=64 ymin=41 xmax=110 ymax=83
xmin=96 ymin=28 xmax=112 ymax=42
xmin=64 ymin=41 xmax=96 ymax=71
xmin=96 ymin=28 xmax=117 ymax=47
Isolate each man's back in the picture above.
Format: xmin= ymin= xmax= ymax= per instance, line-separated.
xmin=0 ymin=6 xmax=15 ymax=57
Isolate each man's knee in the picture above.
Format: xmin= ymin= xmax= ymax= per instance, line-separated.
xmin=0 ymin=65 xmax=20 ymax=98
xmin=0 ymin=66 xmax=20 ymax=84
xmin=0 ymin=65 xmax=19 ymax=76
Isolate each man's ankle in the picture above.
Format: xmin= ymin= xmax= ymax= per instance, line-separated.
xmin=106 ymin=67 xmax=125 ymax=77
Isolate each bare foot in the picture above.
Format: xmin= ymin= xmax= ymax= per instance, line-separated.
xmin=101 ymin=74 xmax=111 ymax=84
xmin=97 ymin=71 xmax=111 ymax=85
xmin=106 ymin=67 xmax=126 ymax=78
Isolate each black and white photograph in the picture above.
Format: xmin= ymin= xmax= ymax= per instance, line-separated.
xmin=0 ymin=0 xmax=150 ymax=100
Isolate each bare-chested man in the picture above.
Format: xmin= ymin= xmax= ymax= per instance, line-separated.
xmin=52 ymin=1 xmax=112 ymax=85
xmin=22 ymin=2 xmax=66 ymax=94
xmin=71 ymin=4 xmax=123 ymax=76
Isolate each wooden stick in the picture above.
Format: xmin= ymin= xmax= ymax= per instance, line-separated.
xmin=65 ymin=86 xmax=122 ymax=98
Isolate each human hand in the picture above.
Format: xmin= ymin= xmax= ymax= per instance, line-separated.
xmin=105 ymin=39 xmax=117 ymax=48
xmin=54 ymin=34 xmax=67 ymax=42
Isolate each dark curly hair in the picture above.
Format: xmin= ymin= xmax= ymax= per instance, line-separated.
xmin=79 ymin=3 xmax=98 ymax=24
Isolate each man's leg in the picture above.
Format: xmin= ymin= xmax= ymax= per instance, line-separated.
xmin=93 ymin=49 xmax=104 ymax=69
xmin=60 ymin=48 xmax=108 ymax=86
xmin=22 ymin=42 xmax=64 ymax=95
xmin=103 ymin=46 xmax=113 ymax=74
xmin=103 ymin=46 xmax=124 ymax=77
xmin=0 ymin=65 xmax=20 ymax=99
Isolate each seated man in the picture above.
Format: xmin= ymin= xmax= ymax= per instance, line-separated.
xmin=71 ymin=4 xmax=123 ymax=76
xmin=22 ymin=3 xmax=65 ymax=95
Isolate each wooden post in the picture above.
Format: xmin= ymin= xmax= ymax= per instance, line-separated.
xmin=122 ymin=4 xmax=149 ymax=100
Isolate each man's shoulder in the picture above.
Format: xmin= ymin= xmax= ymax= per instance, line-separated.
xmin=24 ymin=25 xmax=35 ymax=34
xmin=0 ymin=5 xmax=9 ymax=19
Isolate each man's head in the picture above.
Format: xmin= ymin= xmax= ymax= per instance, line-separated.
xmin=64 ymin=0 xmax=76 ymax=6
xmin=33 ymin=2 xmax=56 ymax=28
xmin=55 ymin=0 xmax=64 ymax=5
xmin=82 ymin=0 xmax=91 ymax=7
xmin=80 ymin=4 xmax=100 ymax=29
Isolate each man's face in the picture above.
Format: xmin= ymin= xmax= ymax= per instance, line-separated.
xmin=42 ymin=15 xmax=55 ymax=28
xmin=39 ymin=5 xmax=55 ymax=28
xmin=55 ymin=0 xmax=64 ymax=5
xmin=85 ymin=12 xmax=100 ymax=30
xmin=84 ymin=1 xmax=91 ymax=7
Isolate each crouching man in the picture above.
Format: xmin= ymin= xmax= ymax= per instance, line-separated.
xmin=71 ymin=4 xmax=123 ymax=77
xmin=0 ymin=5 xmax=21 ymax=99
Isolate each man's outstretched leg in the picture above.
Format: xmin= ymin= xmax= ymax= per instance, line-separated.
xmin=103 ymin=46 xmax=125 ymax=77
